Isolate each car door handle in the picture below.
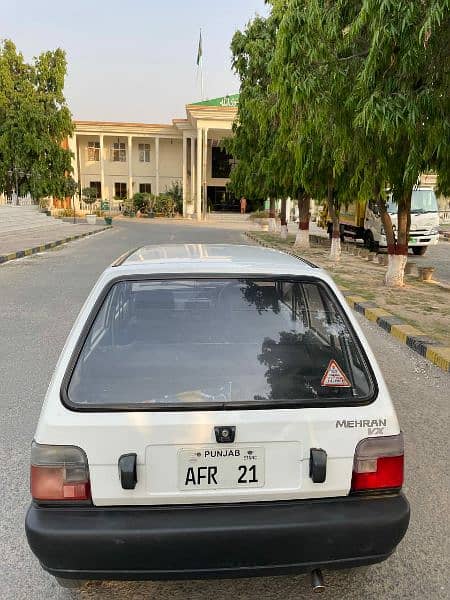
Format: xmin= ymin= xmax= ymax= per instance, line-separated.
xmin=118 ymin=453 xmax=137 ymax=490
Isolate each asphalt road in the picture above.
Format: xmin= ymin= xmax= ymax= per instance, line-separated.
xmin=0 ymin=221 xmax=448 ymax=599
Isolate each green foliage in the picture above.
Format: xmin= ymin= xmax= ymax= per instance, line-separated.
xmin=0 ymin=40 xmax=74 ymax=199
xmin=272 ymin=0 xmax=364 ymax=214
xmin=82 ymin=187 xmax=98 ymax=206
xmin=154 ymin=193 xmax=177 ymax=217
xmin=62 ymin=176 xmax=78 ymax=198
xmin=163 ymin=180 xmax=183 ymax=214
xmin=132 ymin=192 xmax=151 ymax=212
xmin=231 ymin=0 xmax=450 ymax=262
xmin=225 ymin=13 xmax=292 ymax=202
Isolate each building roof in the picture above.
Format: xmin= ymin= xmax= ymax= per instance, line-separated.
xmin=74 ymin=120 xmax=175 ymax=128
xmin=111 ymin=244 xmax=319 ymax=276
xmin=73 ymin=95 xmax=239 ymax=137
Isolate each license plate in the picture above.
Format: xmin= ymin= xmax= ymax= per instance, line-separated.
xmin=178 ymin=446 xmax=265 ymax=490
xmin=409 ymin=237 xmax=417 ymax=244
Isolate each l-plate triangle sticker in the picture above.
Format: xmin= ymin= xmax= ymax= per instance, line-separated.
xmin=321 ymin=360 xmax=352 ymax=387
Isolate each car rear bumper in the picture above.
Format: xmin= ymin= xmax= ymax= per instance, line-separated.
xmin=25 ymin=494 xmax=410 ymax=581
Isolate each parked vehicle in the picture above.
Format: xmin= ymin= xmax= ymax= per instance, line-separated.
xmin=322 ymin=188 xmax=440 ymax=255
xmin=25 ymin=244 xmax=409 ymax=590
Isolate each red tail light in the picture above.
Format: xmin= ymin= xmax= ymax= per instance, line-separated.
xmin=30 ymin=442 xmax=91 ymax=503
xmin=351 ymin=433 xmax=404 ymax=493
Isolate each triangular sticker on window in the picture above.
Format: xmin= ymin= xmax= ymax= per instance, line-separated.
xmin=321 ymin=360 xmax=351 ymax=387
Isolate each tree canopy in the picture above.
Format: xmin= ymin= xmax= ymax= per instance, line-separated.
xmin=229 ymin=0 xmax=450 ymax=283
xmin=0 ymin=40 xmax=73 ymax=200
xmin=225 ymin=14 xmax=283 ymax=202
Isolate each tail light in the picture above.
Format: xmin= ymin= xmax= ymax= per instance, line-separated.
xmin=351 ymin=433 xmax=404 ymax=494
xmin=30 ymin=442 xmax=91 ymax=503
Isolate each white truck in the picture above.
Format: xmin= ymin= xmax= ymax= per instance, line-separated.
xmin=326 ymin=188 xmax=440 ymax=255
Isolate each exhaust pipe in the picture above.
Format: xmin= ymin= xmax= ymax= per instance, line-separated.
xmin=311 ymin=569 xmax=325 ymax=593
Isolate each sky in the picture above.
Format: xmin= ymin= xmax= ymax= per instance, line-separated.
xmin=1 ymin=0 xmax=268 ymax=123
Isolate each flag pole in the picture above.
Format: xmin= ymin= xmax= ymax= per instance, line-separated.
xmin=201 ymin=61 xmax=204 ymax=100
xmin=197 ymin=29 xmax=204 ymax=100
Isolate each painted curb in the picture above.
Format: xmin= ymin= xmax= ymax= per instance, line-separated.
xmin=0 ymin=226 xmax=112 ymax=265
xmin=245 ymin=231 xmax=450 ymax=373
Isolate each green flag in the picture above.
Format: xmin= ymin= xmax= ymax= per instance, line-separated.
xmin=197 ymin=30 xmax=203 ymax=66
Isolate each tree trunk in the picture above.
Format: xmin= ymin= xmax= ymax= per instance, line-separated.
xmin=378 ymin=190 xmax=411 ymax=287
xmin=280 ymin=197 xmax=288 ymax=239
xmin=327 ymin=185 xmax=340 ymax=262
xmin=269 ymin=197 xmax=276 ymax=218
xmin=268 ymin=197 xmax=277 ymax=231
xmin=294 ymin=193 xmax=310 ymax=248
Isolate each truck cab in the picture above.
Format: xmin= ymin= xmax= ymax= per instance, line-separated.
xmin=335 ymin=188 xmax=440 ymax=255
xmin=374 ymin=188 xmax=440 ymax=255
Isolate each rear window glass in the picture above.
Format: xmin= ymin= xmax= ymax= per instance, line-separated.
xmin=66 ymin=278 xmax=375 ymax=409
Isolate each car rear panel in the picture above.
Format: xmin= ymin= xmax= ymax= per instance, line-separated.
xmin=34 ymin=261 xmax=399 ymax=507
xmin=35 ymin=403 xmax=399 ymax=506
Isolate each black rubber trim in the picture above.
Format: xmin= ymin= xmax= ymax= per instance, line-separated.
xmin=111 ymin=247 xmax=141 ymax=267
xmin=25 ymin=494 xmax=410 ymax=581
xmin=60 ymin=274 xmax=378 ymax=412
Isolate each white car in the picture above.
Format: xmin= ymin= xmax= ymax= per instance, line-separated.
xmin=26 ymin=244 xmax=409 ymax=591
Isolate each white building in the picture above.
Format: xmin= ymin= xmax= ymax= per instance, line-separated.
xmin=66 ymin=95 xmax=239 ymax=219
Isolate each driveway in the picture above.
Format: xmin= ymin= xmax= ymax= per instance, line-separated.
xmin=0 ymin=220 xmax=448 ymax=599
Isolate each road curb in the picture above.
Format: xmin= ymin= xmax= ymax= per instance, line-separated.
xmin=244 ymin=231 xmax=450 ymax=373
xmin=0 ymin=226 xmax=112 ymax=266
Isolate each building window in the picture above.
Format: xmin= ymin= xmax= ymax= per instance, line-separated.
xmin=112 ymin=142 xmax=126 ymax=162
xmin=87 ymin=141 xmax=100 ymax=161
xmin=212 ymin=147 xmax=232 ymax=178
xmin=90 ymin=181 xmax=102 ymax=199
xmin=114 ymin=182 xmax=127 ymax=199
xmin=139 ymin=143 xmax=150 ymax=162
xmin=139 ymin=183 xmax=152 ymax=194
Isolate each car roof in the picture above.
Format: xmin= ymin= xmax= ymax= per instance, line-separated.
xmin=109 ymin=244 xmax=320 ymax=277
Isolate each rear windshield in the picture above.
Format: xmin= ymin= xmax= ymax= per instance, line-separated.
xmin=65 ymin=278 xmax=375 ymax=410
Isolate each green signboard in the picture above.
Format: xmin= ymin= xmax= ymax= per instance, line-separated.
xmin=101 ymin=200 xmax=110 ymax=211
xmin=191 ymin=94 xmax=239 ymax=108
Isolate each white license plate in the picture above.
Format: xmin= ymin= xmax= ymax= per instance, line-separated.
xmin=178 ymin=446 xmax=265 ymax=490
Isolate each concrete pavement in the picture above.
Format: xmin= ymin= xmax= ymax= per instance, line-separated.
xmin=0 ymin=220 xmax=448 ymax=599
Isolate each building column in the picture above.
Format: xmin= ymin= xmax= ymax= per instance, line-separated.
xmin=190 ymin=137 xmax=195 ymax=215
xmin=99 ymin=134 xmax=105 ymax=201
xmin=196 ymin=128 xmax=202 ymax=220
xmin=182 ymin=134 xmax=187 ymax=217
xmin=69 ymin=133 xmax=79 ymax=211
xmin=74 ymin=133 xmax=82 ymax=211
xmin=202 ymin=128 xmax=208 ymax=218
xmin=155 ymin=137 xmax=160 ymax=196
xmin=127 ymin=135 xmax=133 ymax=200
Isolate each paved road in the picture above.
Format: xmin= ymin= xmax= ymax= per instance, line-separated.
xmin=0 ymin=221 xmax=448 ymax=599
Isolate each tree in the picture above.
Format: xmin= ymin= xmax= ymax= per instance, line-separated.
xmin=226 ymin=13 xmax=289 ymax=235
xmin=271 ymin=0 xmax=365 ymax=261
xmin=349 ymin=0 xmax=450 ymax=285
xmin=62 ymin=176 xmax=78 ymax=199
xmin=82 ymin=187 xmax=98 ymax=213
xmin=0 ymin=40 xmax=73 ymax=201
